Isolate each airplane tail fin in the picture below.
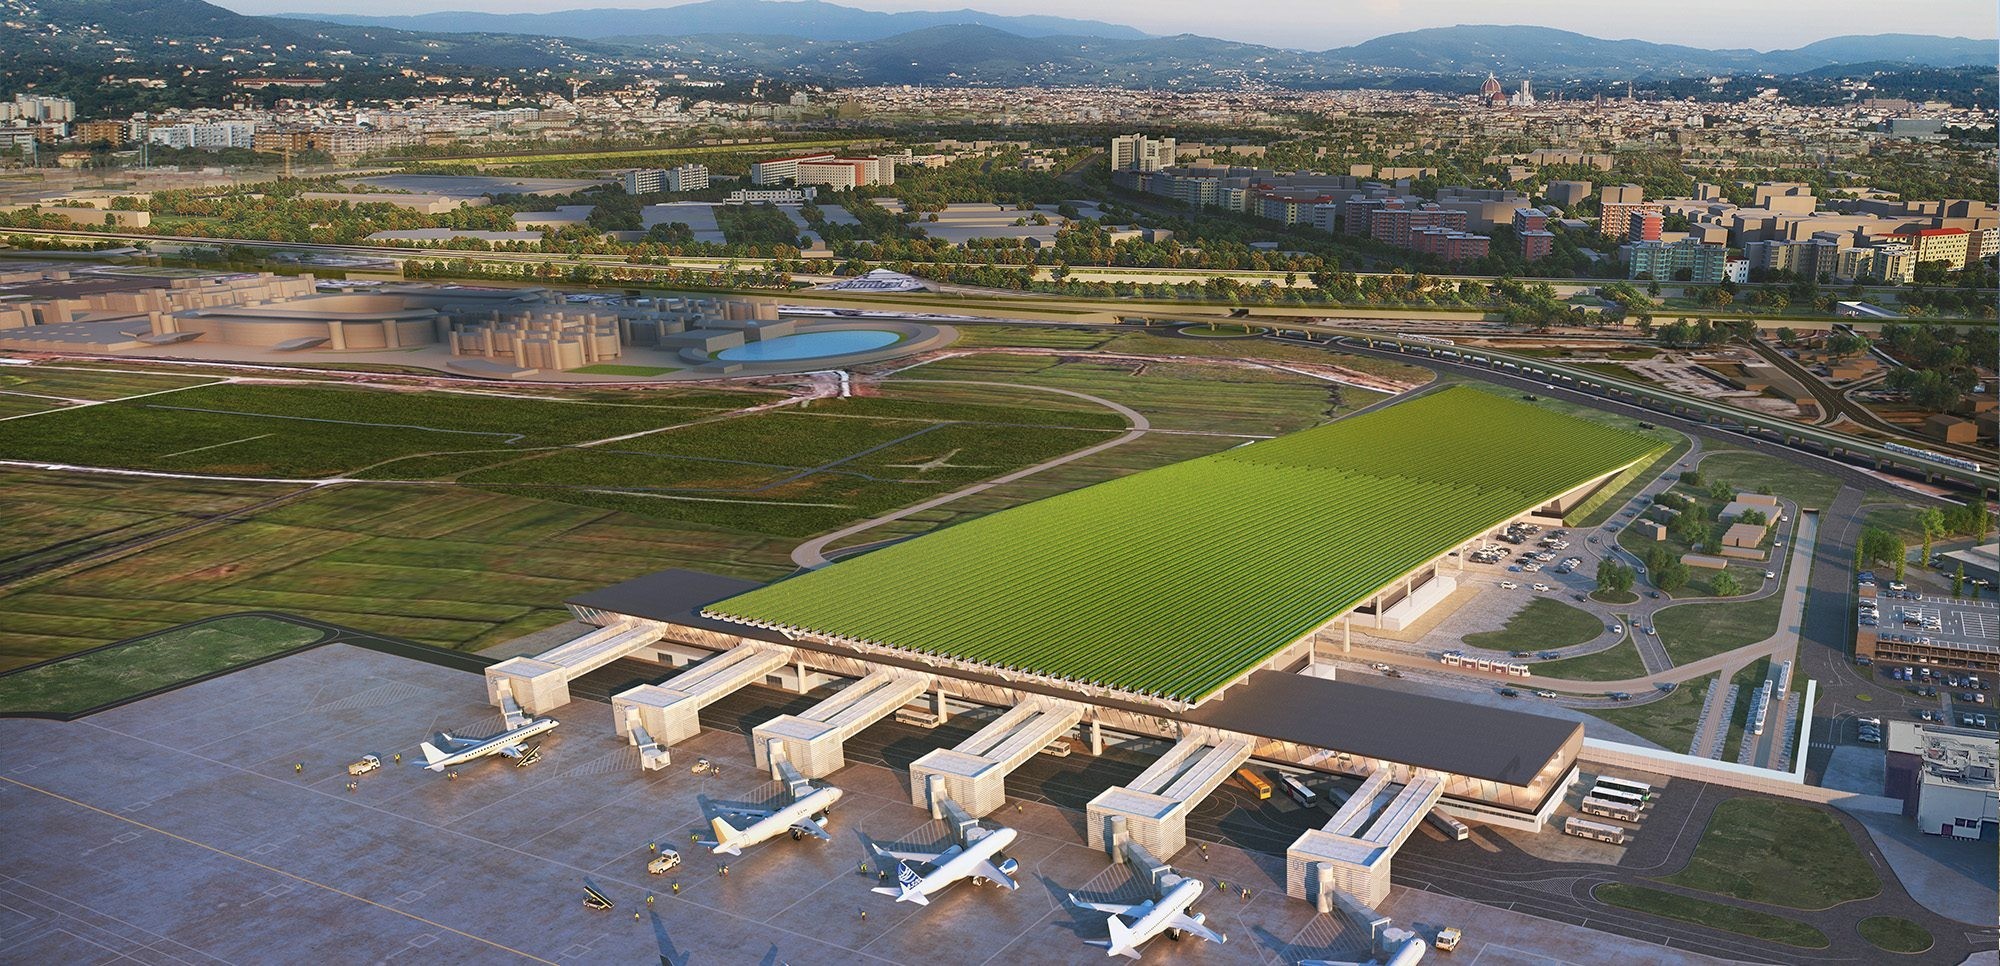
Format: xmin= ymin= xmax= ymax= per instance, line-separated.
xmin=709 ymin=815 xmax=744 ymax=856
xmin=1106 ymin=915 xmax=1139 ymax=959
xmin=418 ymin=741 xmax=450 ymax=767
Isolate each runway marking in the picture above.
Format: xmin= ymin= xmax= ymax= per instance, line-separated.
xmin=1 ymin=775 xmax=559 ymax=965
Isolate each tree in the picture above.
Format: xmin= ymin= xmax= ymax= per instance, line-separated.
xmin=1647 ymin=544 xmax=1671 ymax=573
xmin=1919 ymin=507 xmax=1946 ymax=568
xmin=1955 ymin=564 xmax=1966 ymax=598
xmin=1895 ymin=550 xmax=1906 ymax=583
xmin=1711 ymin=571 xmax=1741 ymax=597
xmin=1858 ymin=527 xmax=1904 ymax=571
xmin=1597 ymin=559 xmax=1635 ymax=595
xmin=1655 ymin=560 xmax=1690 ymax=593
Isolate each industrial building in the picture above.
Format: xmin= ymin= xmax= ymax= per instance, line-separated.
xmin=1886 ymin=722 xmax=1998 ymax=839
xmin=482 ymin=387 xmax=1661 ymax=908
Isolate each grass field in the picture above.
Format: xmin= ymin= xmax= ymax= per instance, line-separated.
xmin=713 ymin=387 xmax=1665 ymax=701
xmin=1660 ymin=797 xmax=1880 ymax=909
xmin=1533 ymin=630 xmax=1650 ymax=682
xmin=1586 ymin=673 xmax=1708 ymax=750
xmin=0 ymin=393 xmax=71 ymax=417
xmin=1857 ymin=916 xmax=1932 ymax=954
xmin=0 ymin=470 xmax=302 ymax=589
xmin=0 ymin=614 xmax=325 ymax=714
xmin=0 ymin=366 xmax=220 ymax=400
xmin=1463 ymin=598 xmax=1604 ymax=654
xmin=1657 ymin=589 xmax=1785 ymax=665
xmin=1700 ymin=447 xmax=1842 ymax=510
xmin=1593 ymin=883 xmax=1828 ymax=948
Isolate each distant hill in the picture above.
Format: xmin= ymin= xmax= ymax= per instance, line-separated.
xmin=280 ymin=0 xmax=1151 ymax=42
xmin=1324 ymin=25 xmax=1993 ymax=75
xmin=1770 ymin=34 xmax=1995 ymax=71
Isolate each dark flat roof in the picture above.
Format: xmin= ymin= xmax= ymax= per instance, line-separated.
xmin=569 ymin=569 xmax=1579 ymax=788
xmin=1184 ymin=670 xmax=1580 ymax=787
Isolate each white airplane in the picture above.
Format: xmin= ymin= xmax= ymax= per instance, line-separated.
xmin=415 ymin=717 xmax=559 ymax=772
xmin=707 ymin=778 xmax=842 ymax=856
xmin=1070 ymin=870 xmax=1226 ymax=959
xmin=871 ymin=823 xmax=1021 ymax=905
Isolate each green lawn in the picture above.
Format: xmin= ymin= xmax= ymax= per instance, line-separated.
xmin=1656 ymin=590 xmax=1784 ymax=664
xmin=1177 ymin=323 xmax=1268 ymax=337
xmin=1587 ymin=673 xmax=1709 ymax=750
xmin=1857 ymin=916 xmax=1932 ymax=954
xmin=1593 ymin=883 xmax=1828 ymax=948
xmin=953 ymin=324 xmax=1115 ymax=350
xmin=1464 ymin=597 xmax=1605 ymax=654
xmin=0 ymin=614 xmax=325 ymax=714
xmin=1660 ymin=797 xmax=1881 ymax=909
xmin=0 ymin=393 xmax=70 ymax=418
xmin=0 ymin=366 xmax=220 ymax=400
xmin=1699 ymin=448 xmax=1842 ymax=510
xmin=1534 ymin=631 xmax=1650 ymax=682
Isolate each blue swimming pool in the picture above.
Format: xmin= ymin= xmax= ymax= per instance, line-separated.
xmin=715 ymin=329 xmax=902 ymax=362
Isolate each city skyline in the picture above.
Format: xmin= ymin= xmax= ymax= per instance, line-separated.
xmin=217 ymin=0 xmax=1997 ymax=51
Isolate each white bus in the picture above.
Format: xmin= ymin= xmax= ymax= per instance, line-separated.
xmin=1564 ymin=816 xmax=1628 ymax=844
xmin=1279 ymin=773 xmax=1317 ymax=809
xmin=1589 ymin=787 xmax=1646 ymax=811
xmin=1593 ymin=776 xmax=1653 ymax=802
xmin=1579 ymin=796 xmax=1643 ymax=823
xmin=1427 ymin=810 xmax=1471 ymax=841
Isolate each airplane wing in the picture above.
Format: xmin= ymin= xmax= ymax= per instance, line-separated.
xmin=498 ymin=744 xmax=527 ymax=759
xmin=791 ymin=818 xmax=831 ymax=842
xmin=974 ymin=859 xmax=1020 ymax=890
xmin=1169 ymin=914 xmax=1226 ymax=944
xmin=1069 ymin=895 xmax=1151 ymax=917
xmin=872 ymin=844 xmax=955 ymax=865
xmin=717 ymin=805 xmax=775 ymax=820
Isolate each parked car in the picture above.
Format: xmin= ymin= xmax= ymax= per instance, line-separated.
xmin=1533 ymin=583 xmax=1551 ymax=592
xmin=1500 ymin=580 xmax=1519 ymax=589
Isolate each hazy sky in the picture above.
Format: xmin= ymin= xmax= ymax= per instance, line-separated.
xmin=220 ymin=0 xmax=1998 ymax=50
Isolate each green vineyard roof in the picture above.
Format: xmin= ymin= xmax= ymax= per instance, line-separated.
xmin=706 ymin=386 xmax=1666 ymax=704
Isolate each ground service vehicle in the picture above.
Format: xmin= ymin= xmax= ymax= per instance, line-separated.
xmin=347 ymin=755 xmax=380 ymax=776
xmin=1435 ymin=927 xmax=1463 ymax=951
xmin=648 ymin=849 xmax=683 ymax=874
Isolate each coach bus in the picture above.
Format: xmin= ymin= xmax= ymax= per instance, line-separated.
xmin=1278 ymin=773 xmax=1317 ymax=809
xmin=1237 ymin=767 xmax=1273 ymax=800
xmin=1593 ymin=776 xmax=1653 ymax=802
xmin=1564 ymin=816 xmax=1628 ymax=844
xmin=1589 ymin=786 xmax=1647 ymax=811
xmin=1579 ymin=796 xmax=1643 ymax=823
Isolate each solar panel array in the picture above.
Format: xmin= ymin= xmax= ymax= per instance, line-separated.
xmin=706 ymin=386 xmax=1666 ymax=704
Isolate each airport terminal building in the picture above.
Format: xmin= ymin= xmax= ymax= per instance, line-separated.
xmin=488 ymin=387 xmax=1664 ymax=906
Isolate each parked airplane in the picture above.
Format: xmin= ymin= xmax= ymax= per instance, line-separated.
xmin=707 ymin=766 xmax=842 ymax=856
xmin=414 ymin=717 xmax=558 ymax=772
xmin=1069 ymin=868 xmax=1225 ymax=959
xmin=871 ymin=822 xmax=1021 ymax=905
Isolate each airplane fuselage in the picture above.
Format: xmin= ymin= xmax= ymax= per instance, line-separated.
xmin=915 ymin=826 xmax=1018 ymax=898
xmin=420 ymin=718 xmax=558 ymax=771
xmin=1113 ymin=878 xmax=1205 ymax=956
xmin=714 ymin=786 xmax=842 ymax=854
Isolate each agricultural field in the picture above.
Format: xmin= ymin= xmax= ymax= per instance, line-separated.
xmin=0 ymin=483 xmax=800 ymax=669
xmin=0 ymin=614 xmax=325 ymax=715
xmin=0 ymin=381 xmax=779 ymax=478
xmin=712 ymin=387 xmax=1667 ymax=702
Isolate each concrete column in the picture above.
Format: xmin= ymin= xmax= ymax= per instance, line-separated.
xmin=325 ymin=320 xmax=346 ymax=350
xmin=795 ymin=659 xmax=808 ymax=693
xmin=382 ymin=319 xmax=400 ymax=348
xmin=1089 ymin=718 xmax=1104 ymax=755
xmin=932 ymin=688 xmax=949 ymax=723
xmin=1343 ymin=617 xmax=1351 ymax=654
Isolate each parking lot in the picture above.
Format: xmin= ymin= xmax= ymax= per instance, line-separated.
xmin=0 ymin=643 xmax=1698 ymax=965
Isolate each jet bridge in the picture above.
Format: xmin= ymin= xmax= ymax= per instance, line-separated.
xmin=485 ymin=619 xmax=668 ymax=714
xmin=611 ymin=643 xmax=792 ymax=767
xmin=908 ymin=697 xmax=1086 ymax=817
xmin=1287 ymin=770 xmax=1445 ymax=908
xmin=752 ymin=668 xmax=932 ymax=779
xmin=1086 ymin=730 xmax=1254 ymax=860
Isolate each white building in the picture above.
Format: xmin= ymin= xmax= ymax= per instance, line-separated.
xmin=1889 ymin=722 xmax=1997 ymax=840
xmin=1110 ymin=133 xmax=1176 ymax=172
xmin=146 ymin=121 xmax=257 ymax=150
xmin=724 ymin=187 xmax=816 ymax=204
xmin=752 ymin=152 xmax=893 ymax=189
xmin=623 ymin=164 xmax=709 ymax=194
